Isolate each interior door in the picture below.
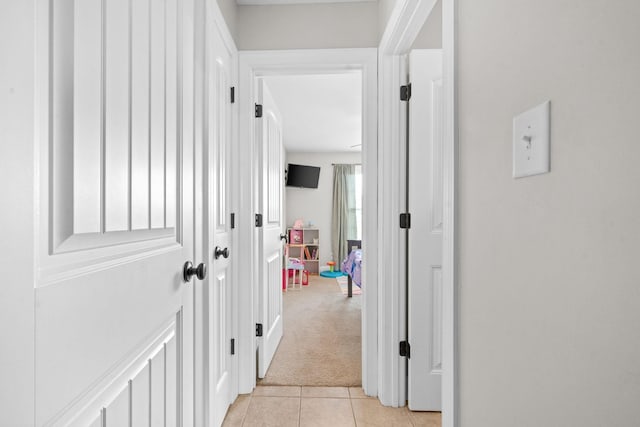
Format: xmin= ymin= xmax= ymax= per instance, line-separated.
xmin=34 ymin=0 xmax=199 ymax=425
xmin=407 ymin=49 xmax=444 ymax=411
xmin=202 ymin=6 xmax=235 ymax=426
xmin=256 ymin=80 xmax=285 ymax=378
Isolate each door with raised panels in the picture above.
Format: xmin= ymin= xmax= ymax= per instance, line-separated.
xmin=35 ymin=0 xmax=200 ymax=425
xmin=200 ymin=4 xmax=236 ymax=425
xmin=256 ymin=80 xmax=285 ymax=378
xmin=407 ymin=49 xmax=444 ymax=411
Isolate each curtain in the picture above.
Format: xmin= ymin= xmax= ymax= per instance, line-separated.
xmin=332 ymin=164 xmax=357 ymax=264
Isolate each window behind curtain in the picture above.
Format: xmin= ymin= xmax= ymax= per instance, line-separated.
xmin=351 ymin=165 xmax=363 ymax=239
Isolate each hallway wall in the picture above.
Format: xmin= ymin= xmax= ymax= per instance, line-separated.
xmin=378 ymin=0 xmax=396 ymax=40
xmin=236 ymin=2 xmax=378 ymax=50
xmin=411 ymin=0 xmax=442 ymax=49
xmin=217 ymin=0 xmax=237 ymax=41
xmin=457 ymin=1 xmax=640 ymax=425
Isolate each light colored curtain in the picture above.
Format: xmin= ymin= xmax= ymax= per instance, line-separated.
xmin=332 ymin=164 xmax=356 ymax=264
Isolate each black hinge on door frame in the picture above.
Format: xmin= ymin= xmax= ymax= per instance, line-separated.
xmin=256 ymin=323 xmax=263 ymax=337
xmin=230 ymin=87 xmax=235 ymax=103
xmin=231 ymin=338 xmax=235 ymax=355
xmin=255 ymin=103 xmax=263 ymax=118
xmin=399 ymin=340 xmax=411 ymax=358
xmin=255 ymin=213 xmax=263 ymax=227
xmin=230 ymin=213 xmax=235 ymax=229
xmin=399 ymin=213 xmax=411 ymax=229
xmin=400 ymin=84 xmax=412 ymax=101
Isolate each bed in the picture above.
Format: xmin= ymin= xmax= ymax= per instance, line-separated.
xmin=341 ymin=239 xmax=362 ymax=298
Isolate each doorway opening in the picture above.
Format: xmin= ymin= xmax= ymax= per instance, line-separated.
xmin=235 ymin=48 xmax=378 ymax=399
xmin=258 ymin=72 xmax=364 ymax=387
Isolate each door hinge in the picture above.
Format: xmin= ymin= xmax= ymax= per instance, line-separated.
xmin=399 ymin=340 xmax=411 ymax=358
xmin=230 ymin=87 xmax=235 ymax=104
xmin=231 ymin=213 xmax=235 ymax=229
xmin=400 ymin=84 xmax=412 ymax=101
xmin=255 ymin=213 xmax=263 ymax=227
xmin=400 ymin=213 xmax=411 ymax=229
xmin=255 ymin=103 xmax=263 ymax=118
xmin=231 ymin=338 xmax=235 ymax=355
xmin=256 ymin=323 xmax=263 ymax=337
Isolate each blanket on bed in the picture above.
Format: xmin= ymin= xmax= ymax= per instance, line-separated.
xmin=341 ymin=249 xmax=362 ymax=287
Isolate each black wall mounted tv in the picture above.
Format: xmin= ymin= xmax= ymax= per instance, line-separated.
xmin=286 ymin=164 xmax=320 ymax=189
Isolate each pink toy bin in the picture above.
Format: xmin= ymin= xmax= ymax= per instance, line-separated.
xmin=289 ymin=229 xmax=303 ymax=244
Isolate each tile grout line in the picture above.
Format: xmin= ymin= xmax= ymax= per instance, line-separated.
xmin=239 ymin=394 xmax=252 ymax=427
xmin=349 ymin=396 xmax=358 ymax=426
xmin=231 ymin=387 xmax=436 ymax=427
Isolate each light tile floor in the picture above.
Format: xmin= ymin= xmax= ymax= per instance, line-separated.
xmin=222 ymin=386 xmax=441 ymax=427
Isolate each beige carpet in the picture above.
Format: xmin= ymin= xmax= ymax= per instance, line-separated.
xmin=258 ymin=275 xmax=362 ymax=387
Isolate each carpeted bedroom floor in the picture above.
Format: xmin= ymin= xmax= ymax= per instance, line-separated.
xmin=258 ymin=275 xmax=362 ymax=387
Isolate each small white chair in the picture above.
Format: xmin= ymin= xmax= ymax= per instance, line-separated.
xmin=285 ymin=258 xmax=304 ymax=291
xmin=285 ymin=245 xmax=305 ymax=291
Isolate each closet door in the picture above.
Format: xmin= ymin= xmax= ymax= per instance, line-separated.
xmin=200 ymin=3 xmax=236 ymax=425
xmin=407 ymin=49 xmax=444 ymax=411
xmin=34 ymin=0 xmax=198 ymax=424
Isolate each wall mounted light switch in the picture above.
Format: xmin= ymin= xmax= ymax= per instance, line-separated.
xmin=513 ymin=100 xmax=550 ymax=178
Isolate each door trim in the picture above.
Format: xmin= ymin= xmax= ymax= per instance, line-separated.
xmin=442 ymin=2 xmax=458 ymax=425
xmin=237 ymin=48 xmax=378 ymax=395
xmin=379 ymin=0 xmax=458 ymax=424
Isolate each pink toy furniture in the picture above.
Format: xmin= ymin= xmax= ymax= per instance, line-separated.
xmin=289 ymin=229 xmax=303 ymax=244
xmin=284 ymin=245 xmax=304 ymax=291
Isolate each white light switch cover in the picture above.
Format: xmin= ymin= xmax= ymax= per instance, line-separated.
xmin=513 ymin=100 xmax=550 ymax=178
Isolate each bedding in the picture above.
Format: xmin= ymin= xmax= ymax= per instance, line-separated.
xmin=341 ymin=249 xmax=362 ymax=288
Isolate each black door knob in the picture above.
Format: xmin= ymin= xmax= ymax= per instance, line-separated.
xmin=214 ymin=246 xmax=229 ymax=259
xmin=183 ymin=261 xmax=207 ymax=282
xmin=279 ymin=233 xmax=288 ymax=243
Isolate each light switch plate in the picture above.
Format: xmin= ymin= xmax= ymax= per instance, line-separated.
xmin=513 ymin=100 xmax=550 ymax=178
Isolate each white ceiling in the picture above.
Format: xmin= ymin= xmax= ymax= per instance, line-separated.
xmin=237 ymin=0 xmax=375 ymax=5
xmin=263 ymin=73 xmax=362 ymax=153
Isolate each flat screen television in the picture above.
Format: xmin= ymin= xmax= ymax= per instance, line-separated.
xmin=286 ymin=164 xmax=320 ymax=189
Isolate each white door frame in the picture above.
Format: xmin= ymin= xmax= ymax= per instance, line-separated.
xmin=442 ymin=2 xmax=458 ymax=426
xmin=236 ymin=48 xmax=378 ymax=395
xmin=378 ymin=0 xmax=458 ymax=425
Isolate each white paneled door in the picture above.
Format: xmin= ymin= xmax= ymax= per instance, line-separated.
xmin=34 ymin=0 xmax=200 ymax=425
xmin=407 ymin=50 xmax=444 ymax=411
xmin=200 ymin=4 xmax=236 ymax=426
xmin=256 ymin=80 xmax=285 ymax=378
